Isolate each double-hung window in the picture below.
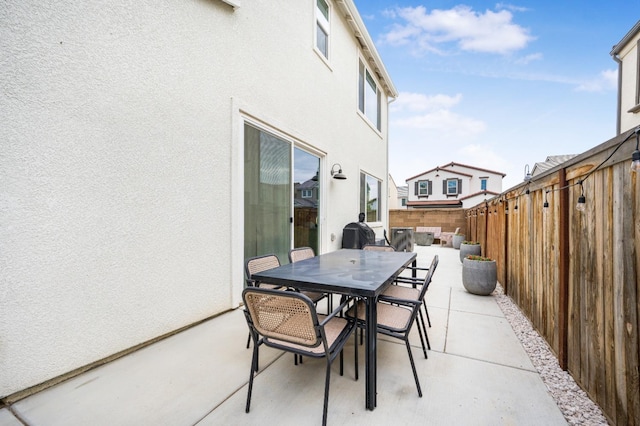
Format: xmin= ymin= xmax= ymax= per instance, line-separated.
xmin=416 ymin=179 xmax=432 ymax=196
xmin=444 ymin=178 xmax=461 ymax=196
xmin=360 ymin=172 xmax=381 ymax=222
xmin=358 ymin=59 xmax=381 ymax=131
xmin=315 ymin=0 xmax=330 ymax=59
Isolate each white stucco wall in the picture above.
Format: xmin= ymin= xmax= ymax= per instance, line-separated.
xmin=1 ymin=0 xmax=393 ymax=397
xmin=406 ymin=164 xmax=503 ymax=206
xmin=617 ymin=30 xmax=640 ymax=133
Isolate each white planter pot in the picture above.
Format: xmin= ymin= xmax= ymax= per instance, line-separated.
xmin=462 ymin=258 xmax=497 ymax=296
xmin=459 ymin=243 xmax=482 ymax=263
xmin=452 ymin=234 xmax=465 ymax=249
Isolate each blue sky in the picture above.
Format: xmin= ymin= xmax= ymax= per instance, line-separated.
xmin=353 ymin=1 xmax=639 ymax=189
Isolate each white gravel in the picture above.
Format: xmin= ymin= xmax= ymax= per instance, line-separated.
xmin=493 ymin=284 xmax=610 ymax=426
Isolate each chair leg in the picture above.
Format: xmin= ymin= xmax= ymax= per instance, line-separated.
xmin=354 ymin=327 xmax=359 ymax=381
xmin=424 ymin=304 xmax=431 ymax=328
xmin=246 ymin=332 xmax=251 ymax=349
xmin=404 ymin=339 xmax=422 ymax=397
xmin=322 ymin=359 xmax=332 ymax=426
xmin=415 ymin=311 xmax=428 ymax=359
xmin=418 ymin=309 xmax=431 ymax=351
xmin=246 ymin=345 xmax=259 ymax=413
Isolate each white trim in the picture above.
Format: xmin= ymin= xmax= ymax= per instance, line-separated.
xmin=221 ymin=0 xmax=240 ymax=9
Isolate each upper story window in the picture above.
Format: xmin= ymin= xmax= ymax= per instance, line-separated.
xmin=315 ymin=0 xmax=330 ymax=59
xmin=358 ymin=59 xmax=381 ymax=131
xmin=302 ymin=189 xmax=313 ymax=198
xmin=444 ymin=178 xmax=462 ymax=196
xmin=416 ymin=179 xmax=432 ymax=196
xmin=360 ymin=172 xmax=381 ymax=222
xmin=480 ymin=178 xmax=487 ymax=191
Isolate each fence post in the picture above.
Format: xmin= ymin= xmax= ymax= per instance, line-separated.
xmin=558 ymin=168 xmax=569 ymax=370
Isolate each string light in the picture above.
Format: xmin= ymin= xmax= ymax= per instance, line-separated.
xmin=524 ymin=164 xmax=532 ymax=182
xmin=576 ymin=181 xmax=586 ymax=212
xmin=631 ymin=128 xmax=640 ymax=173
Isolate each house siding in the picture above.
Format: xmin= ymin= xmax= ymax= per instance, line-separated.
xmin=0 ymin=0 xmax=394 ymax=397
xmin=406 ymin=163 xmax=504 ymax=209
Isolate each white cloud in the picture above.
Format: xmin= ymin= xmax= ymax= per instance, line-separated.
xmin=381 ymin=5 xmax=534 ymax=55
xmin=457 ymin=144 xmax=510 ymax=172
xmin=515 ymin=52 xmax=543 ymax=65
xmin=495 ymin=3 xmax=531 ymax=13
xmin=391 ymin=92 xmax=463 ymax=113
xmin=575 ymin=69 xmax=618 ymax=92
xmin=392 ymin=109 xmax=486 ymax=137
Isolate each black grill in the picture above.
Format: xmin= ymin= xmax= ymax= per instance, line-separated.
xmin=341 ymin=222 xmax=376 ymax=249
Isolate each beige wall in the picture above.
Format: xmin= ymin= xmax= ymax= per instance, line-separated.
xmin=616 ymin=27 xmax=640 ymax=133
xmin=389 ymin=209 xmax=467 ymax=237
xmin=0 ymin=0 xmax=394 ymax=397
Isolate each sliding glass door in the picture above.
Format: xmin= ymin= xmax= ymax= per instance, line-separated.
xmin=244 ymin=124 xmax=292 ymax=263
xmin=244 ymin=123 xmax=321 ymax=263
xmin=293 ymin=148 xmax=320 ymax=254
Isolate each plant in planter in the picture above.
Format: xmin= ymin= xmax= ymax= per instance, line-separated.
xmin=462 ymin=255 xmax=497 ymax=295
xmin=452 ymin=233 xmax=466 ymax=249
xmin=459 ymin=241 xmax=481 ymax=263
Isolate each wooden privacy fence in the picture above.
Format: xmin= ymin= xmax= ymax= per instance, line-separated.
xmin=466 ymin=128 xmax=639 ymax=426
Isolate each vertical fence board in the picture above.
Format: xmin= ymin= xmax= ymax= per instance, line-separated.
xmin=466 ymin=142 xmax=637 ymax=424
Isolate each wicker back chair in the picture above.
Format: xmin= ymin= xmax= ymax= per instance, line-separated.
xmin=288 ymin=246 xmax=315 ymax=263
xmin=243 ymin=287 xmax=357 ymax=426
xmin=362 ymin=244 xmax=396 ymax=252
xmin=288 ymin=247 xmax=332 ymax=313
xmin=347 ymin=255 xmax=438 ymax=397
xmin=245 ymin=254 xmax=283 ymax=290
xmin=384 ymin=255 xmax=440 ymax=350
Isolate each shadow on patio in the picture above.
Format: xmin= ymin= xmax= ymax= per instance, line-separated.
xmin=0 ymin=245 xmax=567 ymax=426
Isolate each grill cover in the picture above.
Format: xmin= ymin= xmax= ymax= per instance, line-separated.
xmin=342 ymin=222 xmax=376 ymax=249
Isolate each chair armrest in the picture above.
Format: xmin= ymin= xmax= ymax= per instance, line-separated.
xmin=378 ymin=294 xmax=421 ymax=307
xmin=320 ymin=296 xmax=354 ymax=326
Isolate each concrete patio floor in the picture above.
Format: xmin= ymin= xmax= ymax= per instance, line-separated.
xmin=0 ymin=245 xmax=568 ymax=426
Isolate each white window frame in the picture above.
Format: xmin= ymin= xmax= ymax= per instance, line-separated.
xmin=417 ymin=179 xmax=431 ymax=196
xmin=480 ymin=177 xmax=488 ymax=191
xmin=358 ymin=59 xmax=382 ymax=131
xmin=315 ymin=0 xmax=330 ymax=60
xmin=446 ymin=179 xmax=459 ymax=195
xmin=360 ymin=172 xmax=381 ymax=222
xmin=302 ymin=189 xmax=313 ymax=198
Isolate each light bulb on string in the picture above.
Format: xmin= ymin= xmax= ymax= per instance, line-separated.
xmin=576 ymin=181 xmax=586 ymax=212
xmin=631 ymin=129 xmax=640 ymax=173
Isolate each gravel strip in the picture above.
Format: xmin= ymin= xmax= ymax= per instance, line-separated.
xmin=493 ymin=284 xmax=610 ymax=426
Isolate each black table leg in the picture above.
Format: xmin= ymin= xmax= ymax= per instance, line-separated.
xmin=365 ymin=296 xmax=377 ymax=410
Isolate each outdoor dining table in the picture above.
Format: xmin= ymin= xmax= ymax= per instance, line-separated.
xmin=251 ymin=248 xmax=417 ymax=410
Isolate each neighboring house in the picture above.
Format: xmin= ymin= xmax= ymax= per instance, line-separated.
xmin=1 ymin=0 xmax=397 ymax=398
xmin=611 ymin=20 xmax=640 ymax=134
xmin=397 ymin=185 xmax=409 ymax=209
xmin=531 ymin=155 xmax=578 ymax=177
xmin=388 ymin=174 xmax=407 ymax=209
xmin=406 ymin=162 xmax=505 ymax=209
xmin=388 ymin=174 xmax=399 ymax=209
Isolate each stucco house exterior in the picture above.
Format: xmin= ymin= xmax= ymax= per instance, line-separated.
xmin=406 ymin=162 xmax=505 ymax=209
xmin=1 ymin=0 xmax=397 ymax=398
xmin=611 ymin=20 xmax=640 ymax=135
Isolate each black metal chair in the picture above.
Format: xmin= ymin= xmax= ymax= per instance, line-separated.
xmin=242 ymin=287 xmax=358 ymax=426
xmin=288 ymin=247 xmax=333 ymax=313
xmin=382 ymin=256 xmax=439 ymax=353
xmin=346 ymin=255 xmax=438 ymax=397
xmin=244 ymin=254 xmax=285 ymax=348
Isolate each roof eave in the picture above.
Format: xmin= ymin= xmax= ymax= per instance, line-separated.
xmin=610 ymin=20 xmax=640 ymax=56
xmin=336 ymin=0 xmax=398 ymax=98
